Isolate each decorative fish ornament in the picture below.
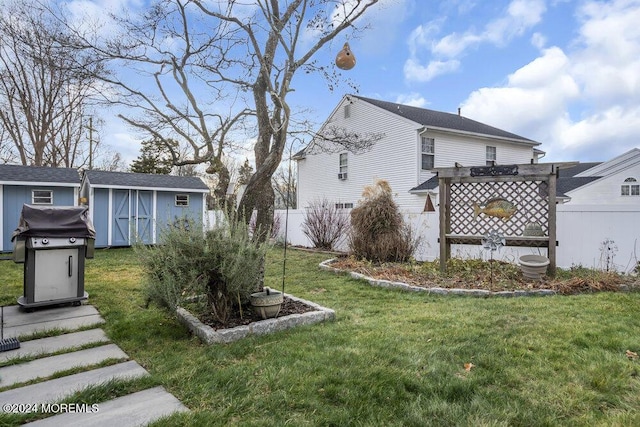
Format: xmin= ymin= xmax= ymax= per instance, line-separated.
xmin=473 ymin=198 xmax=517 ymax=222
xmin=335 ymin=42 xmax=356 ymax=70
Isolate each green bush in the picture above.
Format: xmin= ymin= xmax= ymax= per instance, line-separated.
xmin=349 ymin=180 xmax=420 ymax=263
xmin=136 ymin=218 xmax=267 ymax=325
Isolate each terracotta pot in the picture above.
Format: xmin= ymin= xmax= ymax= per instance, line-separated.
xmin=250 ymin=288 xmax=283 ymax=319
xmin=518 ymin=255 xmax=550 ymax=279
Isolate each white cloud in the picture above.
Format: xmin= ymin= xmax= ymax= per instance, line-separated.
xmin=407 ymin=19 xmax=445 ymax=56
xmin=460 ymin=47 xmax=579 ymax=147
xmin=460 ymin=0 xmax=640 ymax=162
xmin=571 ymin=0 xmax=640 ymax=105
xmin=353 ymin=0 xmax=413 ymax=55
xmin=531 ymin=32 xmax=547 ymax=49
xmin=65 ymin=0 xmax=143 ymax=37
xmin=395 ymin=93 xmax=429 ymax=107
xmin=405 ymin=0 xmax=546 ymax=82
xmin=403 ymin=58 xmax=460 ymax=83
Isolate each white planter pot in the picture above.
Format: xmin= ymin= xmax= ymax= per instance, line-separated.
xmin=518 ymin=255 xmax=550 ymax=279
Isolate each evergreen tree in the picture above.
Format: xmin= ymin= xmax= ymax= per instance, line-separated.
xmin=237 ymin=159 xmax=253 ymax=186
xmin=130 ymin=138 xmax=174 ymax=174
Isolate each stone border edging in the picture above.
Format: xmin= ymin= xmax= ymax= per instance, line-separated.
xmin=176 ymin=294 xmax=336 ymax=345
xmin=319 ymin=258 xmax=558 ymax=297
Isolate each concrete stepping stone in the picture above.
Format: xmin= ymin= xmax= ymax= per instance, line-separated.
xmin=0 ymin=344 xmax=129 ymax=388
xmin=24 ymin=386 xmax=189 ymax=426
xmin=0 ymin=361 xmax=148 ymax=405
xmin=0 ymin=329 xmax=109 ymax=363
xmin=2 ymin=305 xmax=104 ymax=339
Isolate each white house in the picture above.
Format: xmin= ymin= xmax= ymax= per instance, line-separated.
xmin=556 ymin=148 xmax=640 ymax=204
xmin=296 ymin=95 xmax=542 ymax=211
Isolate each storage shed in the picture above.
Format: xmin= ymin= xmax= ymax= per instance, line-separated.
xmin=0 ymin=164 xmax=80 ymax=252
xmin=80 ymin=170 xmax=210 ymax=248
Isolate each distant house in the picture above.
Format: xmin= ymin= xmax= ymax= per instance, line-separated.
xmin=80 ymin=170 xmax=210 ymax=248
xmin=0 ymin=164 xmax=80 ymax=252
xmin=296 ymin=95 xmax=542 ymax=211
xmin=556 ymin=148 xmax=640 ymax=204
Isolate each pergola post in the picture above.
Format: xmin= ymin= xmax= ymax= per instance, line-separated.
xmin=438 ymin=176 xmax=450 ymax=273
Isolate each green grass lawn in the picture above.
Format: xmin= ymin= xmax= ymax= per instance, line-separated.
xmin=1 ymin=247 xmax=640 ymax=426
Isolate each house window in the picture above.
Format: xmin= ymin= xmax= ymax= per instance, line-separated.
xmin=175 ymin=194 xmax=190 ymax=206
xmin=335 ymin=202 xmax=354 ymax=209
xmin=486 ymin=146 xmax=497 ymax=165
xmin=32 ymin=190 xmax=53 ymax=205
xmin=344 ymin=104 xmax=351 ymax=119
xmin=339 ymin=153 xmax=348 ymax=179
xmin=621 ymin=177 xmax=639 ymax=196
xmin=421 ymin=137 xmax=435 ymax=170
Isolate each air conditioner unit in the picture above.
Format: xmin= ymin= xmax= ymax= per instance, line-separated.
xmin=338 ymin=173 xmax=347 ymax=180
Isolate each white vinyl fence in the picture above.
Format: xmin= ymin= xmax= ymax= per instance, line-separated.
xmin=207 ymin=205 xmax=640 ymax=273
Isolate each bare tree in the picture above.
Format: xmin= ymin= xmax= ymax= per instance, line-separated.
xmin=94 ymin=150 xmax=127 ymax=172
xmin=62 ymin=0 xmax=380 ymax=239
xmin=0 ymin=1 xmax=104 ymax=167
xmin=272 ymin=163 xmax=297 ymax=209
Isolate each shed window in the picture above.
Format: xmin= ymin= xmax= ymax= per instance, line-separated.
xmin=421 ymin=137 xmax=435 ymax=170
xmin=175 ymin=194 xmax=190 ymax=206
xmin=32 ymin=190 xmax=53 ymax=205
xmin=621 ymin=177 xmax=639 ymax=196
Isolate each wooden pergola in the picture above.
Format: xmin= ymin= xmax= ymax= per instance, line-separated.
xmin=435 ymin=162 xmax=577 ymax=276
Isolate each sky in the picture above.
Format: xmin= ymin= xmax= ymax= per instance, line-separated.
xmin=72 ymin=0 xmax=640 ymax=166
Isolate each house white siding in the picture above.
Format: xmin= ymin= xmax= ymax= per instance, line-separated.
xmin=298 ymin=96 xmax=538 ymax=212
xmin=418 ymin=130 xmax=535 ymax=185
xmin=298 ymin=97 xmax=426 ymax=210
xmin=567 ymin=162 xmax=640 ymax=204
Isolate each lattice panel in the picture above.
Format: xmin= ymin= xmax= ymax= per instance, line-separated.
xmin=449 ymin=180 xmax=549 ymax=237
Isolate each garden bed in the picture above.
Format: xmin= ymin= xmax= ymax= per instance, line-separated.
xmin=176 ymin=293 xmax=335 ymax=345
xmin=322 ymin=256 xmax=638 ymax=296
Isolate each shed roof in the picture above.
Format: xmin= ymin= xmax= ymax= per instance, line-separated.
xmin=354 ymin=96 xmax=538 ymax=144
xmin=84 ymin=170 xmax=209 ymax=192
xmin=0 ymin=164 xmax=80 ymax=185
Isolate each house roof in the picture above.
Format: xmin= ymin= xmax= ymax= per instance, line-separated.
xmin=410 ymin=162 xmax=603 ymax=197
xmin=556 ymin=162 xmax=602 ymax=197
xmin=354 ymin=96 xmax=539 ymax=145
xmin=0 ymin=164 xmax=80 ymax=186
xmin=83 ymin=170 xmax=209 ymax=192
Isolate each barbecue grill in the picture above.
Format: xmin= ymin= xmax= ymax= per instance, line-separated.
xmin=12 ymin=205 xmax=95 ymax=309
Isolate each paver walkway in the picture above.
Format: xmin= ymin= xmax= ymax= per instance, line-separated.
xmin=0 ymin=304 xmax=188 ymax=426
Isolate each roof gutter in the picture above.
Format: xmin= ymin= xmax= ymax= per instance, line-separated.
xmin=421 ymin=125 xmax=540 ymax=146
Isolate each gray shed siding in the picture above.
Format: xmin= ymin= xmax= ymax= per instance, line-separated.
xmin=90 ymin=188 xmax=205 ymax=248
xmin=156 ymin=192 xmax=203 ymax=223
xmin=2 ymin=185 xmax=76 ymax=250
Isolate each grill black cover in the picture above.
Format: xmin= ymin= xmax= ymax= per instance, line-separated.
xmin=12 ymin=205 xmax=96 ymax=240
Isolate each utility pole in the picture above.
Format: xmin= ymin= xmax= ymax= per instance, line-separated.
xmin=87 ymin=117 xmax=94 ymax=170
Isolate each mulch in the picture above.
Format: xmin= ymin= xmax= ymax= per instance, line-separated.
xmin=199 ymin=296 xmax=317 ymax=330
xmin=328 ymin=257 xmax=638 ymax=295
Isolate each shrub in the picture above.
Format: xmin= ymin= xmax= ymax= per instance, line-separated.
xmin=136 ymin=218 xmax=267 ymax=325
xmin=349 ymin=180 xmax=420 ymax=263
xmin=301 ymin=198 xmax=350 ymax=250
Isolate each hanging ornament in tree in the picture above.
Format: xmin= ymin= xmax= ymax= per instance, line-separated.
xmin=335 ymin=42 xmax=356 ymax=70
